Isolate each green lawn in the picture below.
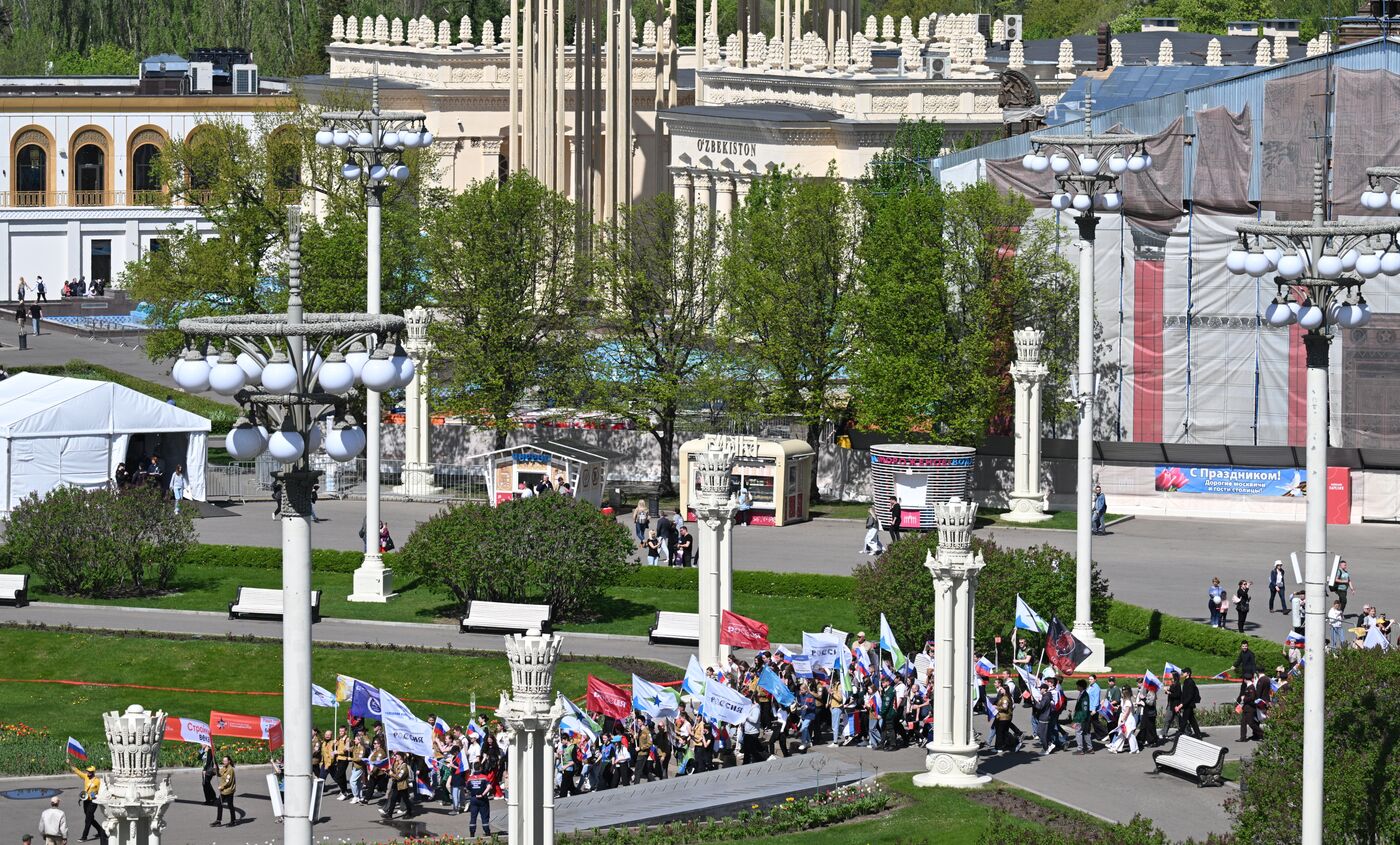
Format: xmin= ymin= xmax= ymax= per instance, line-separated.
xmin=1098 ymin=625 xmax=1237 ymax=683
xmin=0 ymin=627 xmax=670 ymax=775
xmin=982 ymin=507 xmax=1127 ymax=531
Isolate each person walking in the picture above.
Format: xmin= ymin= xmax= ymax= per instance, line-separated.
xmin=211 ymin=756 xmax=237 ymax=827
xmin=1091 ymin=485 xmax=1107 ymax=535
xmin=656 ymin=512 xmax=675 ymax=566
xmin=1208 ymin=578 xmax=1226 ymax=627
xmin=1332 ymin=560 xmax=1352 ymax=616
xmin=16 ymin=277 xmax=27 ymax=301
xmin=35 ymin=277 xmax=46 ymax=301
xmin=169 ymin=465 xmax=188 ymax=514
xmin=861 ymin=506 xmax=884 ymax=556
xmin=884 ymin=496 xmax=902 ymax=545
xmin=1237 ymin=672 xmax=1264 ymax=742
xmin=465 ymin=762 xmax=492 ymax=836
xmin=381 ymin=753 xmax=411 ymax=819
xmin=1290 ymin=590 xmax=1306 ymax=635
xmin=631 ymin=500 xmax=650 ymax=545
xmin=1268 ymin=562 xmax=1287 ymax=613
xmin=1179 ymin=669 xmax=1203 ymax=739
xmin=1327 ymin=599 xmax=1345 ymax=650
xmin=29 ymin=300 xmax=41 ymax=335
xmin=1138 ymin=682 xmax=1160 ymax=747
xmin=69 ymin=764 xmax=106 ymax=844
xmin=39 ymin=797 xmax=67 ymax=845
xmin=1161 ymin=672 xmax=1183 ymax=741
xmin=643 ymin=530 xmax=660 ymax=566
xmin=16 ymin=301 xmax=28 ymax=342
xmin=1234 ymin=580 xmax=1252 ymax=632
xmin=735 ymin=486 xmax=753 ymax=526
xmin=675 ymin=525 xmax=694 ymax=568
xmin=1072 ymin=679 xmax=1093 ymax=755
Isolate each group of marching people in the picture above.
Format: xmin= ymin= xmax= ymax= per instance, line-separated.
xmin=305 ymin=715 xmax=506 ymax=836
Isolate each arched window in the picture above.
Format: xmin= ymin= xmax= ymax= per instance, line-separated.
xmin=74 ymin=145 xmax=105 ymax=205
xmin=133 ymin=144 xmax=161 ymax=192
xmin=268 ymin=125 xmax=301 ymax=192
xmin=16 ymin=145 xmax=46 ymax=193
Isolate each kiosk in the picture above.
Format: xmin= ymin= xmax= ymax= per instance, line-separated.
xmin=477 ymin=440 xmax=612 ymax=507
xmin=678 ymin=435 xmax=815 ymax=526
xmin=868 ymin=443 xmax=976 ymax=531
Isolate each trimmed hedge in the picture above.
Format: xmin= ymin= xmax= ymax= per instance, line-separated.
xmin=1108 ymin=599 xmax=1281 ymax=657
xmin=181 ymin=543 xmax=399 ymax=573
xmin=624 ymin=566 xmax=854 ymax=600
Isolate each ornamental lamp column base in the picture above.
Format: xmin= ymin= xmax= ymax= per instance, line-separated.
xmin=348 ymin=555 xmax=396 ymax=603
xmin=913 ymin=744 xmax=991 ymax=789
xmin=1072 ymin=623 xmax=1111 ymax=673
xmin=1001 ymin=494 xmax=1052 ymax=523
xmin=392 ymin=462 xmax=441 ymax=497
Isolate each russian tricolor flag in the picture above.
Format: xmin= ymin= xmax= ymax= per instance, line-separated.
xmin=66 ymin=737 xmax=87 ymax=761
xmin=774 ymin=646 xmax=794 ymax=665
xmin=453 ymin=748 xmax=469 ymax=773
xmin=975 ymin=657 xmax=996 ymax=678
xmin=1285 ymin=632 xmax=1305 ymax=648
xmin=415 ymin=774 xmax=434 ymax=798
xmin=367 ymin=756 xmax=389 ymax=770
xmin=466 ymin=721 xmax=486 ymax=741
xmin=1141 ymin=669 xmax=1161 ymax=693
xmin=433 ymin=716 xmax=449 ymax=738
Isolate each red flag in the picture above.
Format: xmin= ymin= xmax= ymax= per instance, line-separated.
xmin=585 ymin=675 xmax=632 ymax=720
xmin=720 ymin=609 xmax=769 ymax=650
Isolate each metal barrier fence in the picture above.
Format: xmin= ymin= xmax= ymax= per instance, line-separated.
xmin=206 ymin=457 xmax=490 ymax=504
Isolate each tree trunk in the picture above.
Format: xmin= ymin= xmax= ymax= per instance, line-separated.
xmin=493 ymin=415 xmax=508 ymax=450
xmin=805 ymin=418 xmax=823 ymax=504
xmin=656 ymin=426 xmax=676 ymax=498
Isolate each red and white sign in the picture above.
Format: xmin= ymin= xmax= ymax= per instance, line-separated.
xmin=1327 ymin=467 xmax=1351 ymax=525
xmin=209 ymin=711 xmax=282 ymax=745
xmin=585 ymin=675 xmax=632 ymax=720
xmin=720 ymin=609 xmax=770 ymax=650
xmin=163 ymin=718 xmax=211 ymax=747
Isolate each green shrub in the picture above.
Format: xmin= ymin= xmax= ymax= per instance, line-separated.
xmin=179 ymin=543 xmax=392 ymax=573
xmin=1228 ymin=647 xmax=1400 ymax=844
xmin=623 ymin=567 xmax=854 ymax=599
xmin=853 ymin=533 xmax=1110 ymax=654
xmin=397 ymin=495 xmax=636 ymax=621
xmin=1107 ymin=601 xmax=1281 ymax=657
xmin=4 ymin=485 xmax=194 ymax=597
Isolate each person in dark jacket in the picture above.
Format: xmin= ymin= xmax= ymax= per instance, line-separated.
xmin=1231 ymin=641 xmax=1258 ymax=680
xmin=1267 ymin=562 xmax=1287 ymax=613
xmin=1072 ymin=680 xmax=1093 ymax=754
xmin=465 ymin=762 xmax=492 ymax=836
xmin=1179 ymin=669 xmax=1203 ymax=739
xmin=1237 ymin=672 xmax=1263 ymax=742
xmin=884 ymin=496 xmax=902 ymax=545
xmin=1161 ymin=672 xmax=1184 ymax=741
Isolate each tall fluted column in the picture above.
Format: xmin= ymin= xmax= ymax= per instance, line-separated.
xmin=691 ymin=442 xmax=736 ymax=668
xmin=394 ymin=306 xmax=439 ymax=497
xmin=715 ymin=173 xmax=735 ymax=218
xmin=673 ymin=169 xmax=693 ymax=207
xmin=1004 ymin=327 xmax=1051 ymax=522
xmin=498 ymin=630 xmax=564 ymax=845
xmin=914 ymin=498 xmax=989 ymax=789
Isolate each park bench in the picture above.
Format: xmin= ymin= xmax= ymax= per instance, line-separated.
xmin=1152 ymin=734 xmax=1229 ymax=787
xmin=0 ymin=573 xmax=29 ymax=607
xmin=228 ymin=587 xmax=322 ymax=623
xmin=649 ymin=610 xmax=700 ymax=646
xmin=458 ymin=600 xmax=552 ymax=634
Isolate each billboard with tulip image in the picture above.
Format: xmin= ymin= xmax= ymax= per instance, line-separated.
xmin=1153 ymin=465 xmax=1307 ymax=497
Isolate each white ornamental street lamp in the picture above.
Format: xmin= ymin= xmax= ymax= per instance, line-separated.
xmin=1021 ymin=95 xmax=1152 ymax=673
xmin=315 ymin=76 xmax=430 ymax=602
xmin=1230 ymin=162 xmax=1398 ymax=845
xmin=175 ymin=207 xmax=410 ymax=845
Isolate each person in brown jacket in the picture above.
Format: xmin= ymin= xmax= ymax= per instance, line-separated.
xmin=212 ymin=756 xmax=238 ymax=827
xmin=381 ymin=753 xmax=413 ymax=820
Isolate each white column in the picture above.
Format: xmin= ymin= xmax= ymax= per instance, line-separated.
xmin=394 ymin=306 xmax=438 ymax=497
xmin=673 ymin=169 xmax=693 ymax=207
xmin=1005 ymin=327 xmax=1051 ymax=523
xmin=914 ymin=497 xmax=989 ymax=789
xmin=691 ymin=444 xmax=735 ymax=669
xmin=1072 ymin=226 xmax=1108 ymax=670
xmin=695 ymin=171 xmax=714 ymax=213
xmin=499 ymin=630 xmax=563 ymax=845
xmin=281 ymin=470 xmax=316 ymax=845
xmin=350 ymin=191 xmax=395 ymax=602
xmin=715 ymin=173 xmax=735 ymax=218
xmin=1301 ymin=333 xmax=1329 ymax=845
xmin=506 ymin=730 xmax=523 ymax=845
xmin=717 ymin=509 xmax=734 ymax=662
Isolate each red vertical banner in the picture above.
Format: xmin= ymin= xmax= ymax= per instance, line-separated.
xmin=1132 ymin=257 xmax=1165 ymax=442
xmin=1326 ymin=467 xmax=1352 ymax=525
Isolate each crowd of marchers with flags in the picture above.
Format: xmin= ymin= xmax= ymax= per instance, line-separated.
xmin=117 ymin=597 xmax=1341 ymax=828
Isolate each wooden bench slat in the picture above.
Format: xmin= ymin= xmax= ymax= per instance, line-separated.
xmin=649 ymin=611 xmax=700 ymax=645
xmin=0 ymin=573 xmax=30 ymax=608
xmin=1152 ymin=735 xmax=1228 ymax=787
xmin=229 ymin=587 xmax=321 ymax=623
xmin=459 ymin=600 xmax=552 ymax=634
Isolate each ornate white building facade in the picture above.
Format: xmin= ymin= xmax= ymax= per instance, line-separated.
xmin=0 ymin=76 xmax=290 ymax=299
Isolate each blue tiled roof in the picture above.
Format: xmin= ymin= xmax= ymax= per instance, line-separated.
xmin=1047 ymin=65 xmax=1252 ymax=125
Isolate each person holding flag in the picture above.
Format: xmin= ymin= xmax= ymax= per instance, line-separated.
xmin=65 ymin=737 xmax=87 ymax=763
xmin=69 ymin=759 xmax=106 ymax=844
xmin=879 ymin=613 xmax=905 ymax=674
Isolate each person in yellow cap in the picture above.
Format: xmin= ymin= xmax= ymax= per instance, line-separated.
xmin=68 ymin=763 xmax=106 ymax=843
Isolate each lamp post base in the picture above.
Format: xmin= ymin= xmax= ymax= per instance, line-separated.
xmin=1072 ymin=623 xmax=1111 ymax=673
xmin=1001 ymin=494 xmax=1052 ymax=523
xmin=348 ymin=558 xmax=396 ymax=603
xmin=913 ymin=745 xmax=990 ymax=789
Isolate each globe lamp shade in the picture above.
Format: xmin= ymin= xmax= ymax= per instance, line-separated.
xmin=317 ymin=355 xmax=356 ymax=394
xmin=208 ymin=358 xmax=247 ymax=396
xmin=235 ymin=352 xmax=264 ymax=384
xmin=361 ymin=355 xmax=400 ymax=392
xmin=174 ymin=355 xmax=211 ymax=393
xmin=325 ymin=425 xmax=367 ymax=462
xmin=267 ymin=429 xmax=306 ymax=463
xmin=225 ymin=422 xmax=268 ymax=460
xmin=261 ymin=356 xmax=298 ymax=394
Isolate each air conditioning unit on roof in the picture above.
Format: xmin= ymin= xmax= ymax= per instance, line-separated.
xmin=232 ymin=63 xmax=259 ymax=95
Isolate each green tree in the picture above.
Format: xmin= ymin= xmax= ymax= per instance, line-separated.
xmin=50 ymin=43 xmax=137 ymax=74
xmin=397 ymin=494 xmax=636 ymax=620
xmin=120 ymin=103 xmax=430 ymax=360
xmin=1229 ymin=647 xmax=1400 ymax=844
xmin=723 ymin=168 xmax=858 ymax=500
xmin=421 ymin=172 xmax=596 ymax=448
xmin=592 ymin=195 xmax=743 ymax=496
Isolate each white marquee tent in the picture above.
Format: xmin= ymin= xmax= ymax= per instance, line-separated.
xmin=0 ymin=372 xmax=210 ymax=510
